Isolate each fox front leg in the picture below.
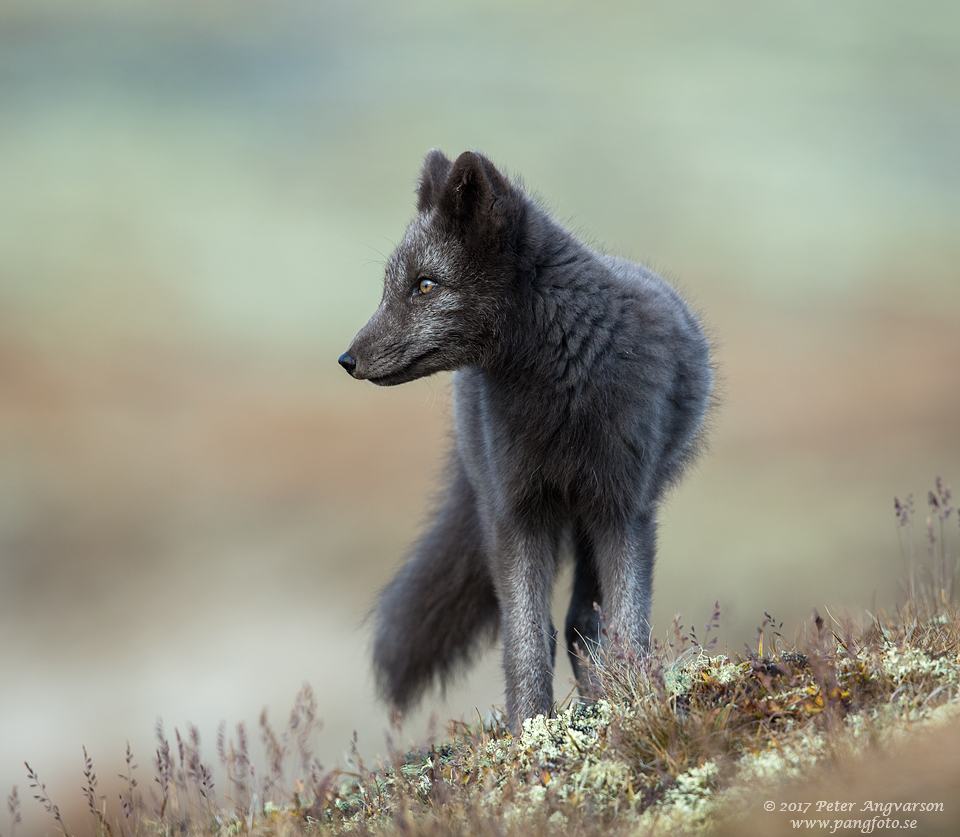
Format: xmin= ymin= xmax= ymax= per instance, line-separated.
xmin=592 ymin=513 xmax=656 ymax=655
xmin=489 ymin=527 xmax=558 ymax=733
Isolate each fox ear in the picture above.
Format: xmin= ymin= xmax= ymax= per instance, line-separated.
xmin=416 ymin=149 xmax=453 ymax=213
xmin=438 ymin=151 xmax=520 ymax=241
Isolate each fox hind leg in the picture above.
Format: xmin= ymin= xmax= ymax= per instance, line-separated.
xmin=565 ymin=527 xmax=604 ymax=695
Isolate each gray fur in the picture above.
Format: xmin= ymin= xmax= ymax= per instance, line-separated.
xmin=339 ymin=150 xmax=713 ymax=732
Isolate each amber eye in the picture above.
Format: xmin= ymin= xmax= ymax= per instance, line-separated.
xmin=417 ymin=278 xmax=438 ymax=295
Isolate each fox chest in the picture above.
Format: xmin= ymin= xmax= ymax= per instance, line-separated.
xmin=453 ymin=370 xmax=637 ymax=506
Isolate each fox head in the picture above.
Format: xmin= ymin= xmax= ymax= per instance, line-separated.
xmin=339 ymin=150 xmax=528 ymax=385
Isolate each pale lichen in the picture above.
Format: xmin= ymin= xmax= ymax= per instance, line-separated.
xmin=663 ymin=651 xmax=747 ymax=694
xmin=494 ymin=700 xmax=633 ymax=822
xmin=878 ymin=644 xmax=960 ymax=685
xmin=634 ymin=759 xmax=720 ymax=835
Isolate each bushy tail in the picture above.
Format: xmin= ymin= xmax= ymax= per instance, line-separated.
xmin=373 ymin=455 xmax=499 ymax=713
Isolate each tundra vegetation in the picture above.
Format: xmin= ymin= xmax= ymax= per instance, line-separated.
xmin=10 ymin=479 xmax=960 ymax=837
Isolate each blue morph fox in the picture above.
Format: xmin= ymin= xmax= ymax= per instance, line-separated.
xmin=339 ymin=150 xmax=712 ymax=732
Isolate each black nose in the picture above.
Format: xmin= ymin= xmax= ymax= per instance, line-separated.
xmin=338 ymin=352 xmax=357 ymax=375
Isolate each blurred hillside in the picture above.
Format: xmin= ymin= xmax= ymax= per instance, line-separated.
xmin=1 ymin=1 xmax=958 ymax=834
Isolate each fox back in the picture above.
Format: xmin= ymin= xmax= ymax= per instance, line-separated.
xmin=340 ymin=150 xmax=712 ymax=731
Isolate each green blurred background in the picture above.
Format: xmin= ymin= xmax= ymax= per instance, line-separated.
xmin=2 ymin=0 xmax=958 ymax=831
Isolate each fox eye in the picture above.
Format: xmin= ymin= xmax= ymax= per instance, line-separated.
xmin=417 ymin=278 xmax=438 ymax=295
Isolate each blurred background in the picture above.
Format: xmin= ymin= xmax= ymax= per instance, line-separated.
xmin=1 ymin=0 xmax=958 ymax=832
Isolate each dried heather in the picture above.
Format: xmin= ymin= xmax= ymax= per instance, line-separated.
xmin=25 ymin=762 xmax=68 ymax=837
xmin=898 ymin=477 xmax=958 ymax=611
xmin=6 ymin=785 xmax=22 ymax=837
xmin=117 ymin=742 xmax=139 ymax=834
xmin=81 ymin=746 xmax=112 ymax=836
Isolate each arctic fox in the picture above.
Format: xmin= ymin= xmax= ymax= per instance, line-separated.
xmin=339 ymin=150 xmax=712 ymax=731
